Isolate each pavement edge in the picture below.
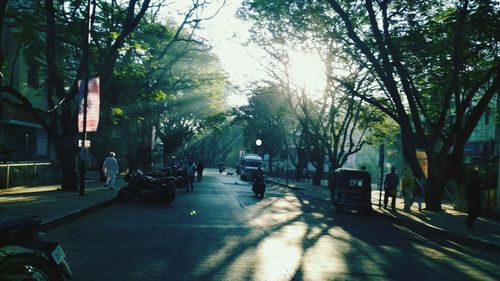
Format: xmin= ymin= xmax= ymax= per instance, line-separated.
xmin=39 ymin=198 xmax=116 ymax=231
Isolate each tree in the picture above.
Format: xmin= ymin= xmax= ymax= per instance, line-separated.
xmin=1 ymin=0 xmax=152 ymax=190
xmin=240 ymin=0 xmax=499 ymax=210
xmin=234 ymin=87 xmax=291 ymax=174
xmin=1 ymin=0 xmax=228 ymax=185
xmin=98 ymin=6 xmax=228 ymax=170
xmin=237 ymin=13 xmax=387 ymax=185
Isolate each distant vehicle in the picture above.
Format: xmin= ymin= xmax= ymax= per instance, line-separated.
xmin=239 ymin=154 xmax=263 ymax=181
xmin=330 ymin=168 xmax=372 ymax=214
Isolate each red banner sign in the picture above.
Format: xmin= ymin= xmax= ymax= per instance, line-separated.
xmin=78 ymin=77 xmax=100 ymax=132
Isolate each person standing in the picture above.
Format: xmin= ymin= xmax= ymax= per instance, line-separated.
xmin=401 ymin=169 xmax=414 ymax=212
xmin=186 ymin=161 xmax=196 ymax=191
xmin=196 ymin=161 xmax=204 ymax=182
xmin=383 ymin=166 xmax=399 ymax=210
xmin=466 ymin=170 xmax=481 ymax=230
xmin=413 ymin=176 xmax=425 ymax=211
xmin=103 ymin=152 xmax=119 ymax=189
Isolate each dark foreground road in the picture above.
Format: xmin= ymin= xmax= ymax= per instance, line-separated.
xmin=48 ymin=170 xmax=500 ymax=281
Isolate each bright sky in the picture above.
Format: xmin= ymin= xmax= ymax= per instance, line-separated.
xmin=167 ymin=1 xmax=325 ymax=107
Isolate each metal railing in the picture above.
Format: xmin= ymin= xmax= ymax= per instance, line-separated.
xmin=0 ymin=162 xmax=61 ymax=189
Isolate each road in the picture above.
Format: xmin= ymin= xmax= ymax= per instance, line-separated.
xmin=47 ymin=169 xmax=500 ymax=281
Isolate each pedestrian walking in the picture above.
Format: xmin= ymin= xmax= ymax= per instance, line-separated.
xmin=196 ymin=161 xmax=204 ymax=182
xmin=466 ymin=170 xmax=481 ymax=230
xmin=103 ymin=152 xmax=119 ymax=189
xmin=186 ymin=161 xmax=196 ymax=191
xmin=413 ymin=176 xmax=425 ymax=211
xmin=401 ymin=169 xmax=414 ymax=212
xmin=383 ymin=166 xmax=399 ymax=210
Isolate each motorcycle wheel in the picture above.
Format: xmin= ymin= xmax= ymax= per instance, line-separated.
xmin=165 ymin=190 xmax=176 ymax=204
xmin=0 ymin=254 xmax=63 ymax=281
xmin=176 ymin=179 xmax=187 ymax=190
xmin=116 ymin=186 xmax=134 ymax=203
xmin=158 ymin=188 xmax=176 ymax=204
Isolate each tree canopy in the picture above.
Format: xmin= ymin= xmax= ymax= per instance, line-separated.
xmin=1 ymin=0 xmax=229 ymax=189
xmin=240 ymin=0 xmax=499 ymax=209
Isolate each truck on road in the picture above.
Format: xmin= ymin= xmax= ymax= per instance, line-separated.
xmin=239 ymin=154 xmax=263 ymax=181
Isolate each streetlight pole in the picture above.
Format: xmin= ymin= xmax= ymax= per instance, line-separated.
xmin=256 ymin=138 xmax=262 ymax=157
xmin=79 ymin=0 xmax=92 ymax=196
xmin=378 ymin=144 xmax=385 ymax=209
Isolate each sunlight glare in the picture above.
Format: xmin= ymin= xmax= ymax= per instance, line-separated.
xmin=289 ymin=50 xmax=326 ymax=100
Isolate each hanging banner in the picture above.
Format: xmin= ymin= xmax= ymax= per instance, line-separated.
xmin=78 ymin=77 xmax=100 ymax=132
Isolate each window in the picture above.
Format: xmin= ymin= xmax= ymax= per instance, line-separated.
xmin=348 ymin=178 xmax=364 ymax=187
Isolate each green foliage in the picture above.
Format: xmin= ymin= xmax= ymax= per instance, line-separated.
xmin=100 ymin=13 xmax=229 ymax=165
xmin=234 ymin=88 xmax=291 ymax=156
xmin=2 ymin=0 xmax=230 ymax=169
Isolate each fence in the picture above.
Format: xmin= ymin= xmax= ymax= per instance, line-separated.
xmin=0 ymin=162 xmax=61 ymax=189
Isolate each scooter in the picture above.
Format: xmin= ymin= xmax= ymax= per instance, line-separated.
xmin=117 ymin=169 xmax=176 ymax=204
xmin=0 ymin=216 xmax=73 ymax=280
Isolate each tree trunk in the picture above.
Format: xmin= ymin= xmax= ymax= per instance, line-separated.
xmin=425 ymin=151 xmax=447 ymax=211
xmin=268 ymin=153 xmax=273 ymax=176
xmin=53 ymin=137 xmax=78 ymax=191
xmin=295 ymin=148 xmax=306 ymax=181
xmin=313 ymin=156 xmax=324 ymax=186
xmin=140 ymin=144 xmax=152 ymax=171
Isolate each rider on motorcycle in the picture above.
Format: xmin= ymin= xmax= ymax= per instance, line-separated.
xmin=252 ymin=166 xmax=266 ymax=197
xmin=254 ymin=166 xmax=264 ymax=181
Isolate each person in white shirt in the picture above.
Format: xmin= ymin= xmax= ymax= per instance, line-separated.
xmin=103 ymin=152 xmax=119 ymax=189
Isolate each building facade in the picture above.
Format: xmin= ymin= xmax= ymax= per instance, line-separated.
xmin=1 ymin=26 xmax=52 ymax=162
xmin=463 ymin=95 xmax=499 ymax=215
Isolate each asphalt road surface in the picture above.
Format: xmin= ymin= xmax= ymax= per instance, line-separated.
xmin=48 ymin=169 xmax=500 ymax=281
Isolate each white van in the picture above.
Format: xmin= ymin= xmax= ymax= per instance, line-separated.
xmin=240 ymin=154 xmax=263 ymax=181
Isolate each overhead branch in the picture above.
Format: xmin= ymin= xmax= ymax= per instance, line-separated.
xmin=0 ymin=86 xmax=52 ymax=133
xmin=98 ymin=0 xmax=152 ymax=85
xmin=379 ymin=2 xmax=425 ymax=137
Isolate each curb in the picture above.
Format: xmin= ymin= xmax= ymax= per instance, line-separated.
xmin=268 ymin=179 xmax=500 ymax=254
xmin=39 ymin=198 xmax=116 ymax=231
xmin=265 ymin=179 xmax=304 ymax=190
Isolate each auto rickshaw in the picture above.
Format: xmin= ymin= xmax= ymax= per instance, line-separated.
xmin=330 ymin=168 xmax=372 ymax=214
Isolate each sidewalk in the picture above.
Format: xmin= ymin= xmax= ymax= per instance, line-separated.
xmin=267 ymin=176 xmax=500 ymax=253
xmin=0 ymin=174 xmax=121 ymax=230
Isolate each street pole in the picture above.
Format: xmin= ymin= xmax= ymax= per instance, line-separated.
xmin=378 ymin=144 xmax=385 ymax=209
xmin=79 ymin=0 xmax=91 ymax=196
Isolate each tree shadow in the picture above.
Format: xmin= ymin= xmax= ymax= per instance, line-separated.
xmin=186 ymin=184 xmax=500 ymax=280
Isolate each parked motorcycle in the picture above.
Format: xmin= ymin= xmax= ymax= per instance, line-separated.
xmin=0 ymin=216 xmax=73 ymax=281
xmin=145 ymin=170 xmax=187 ymax=190
xmin=117 ymin=169 xmax=176 ymax=204
xmin=170 ymin=167 xmax=188 ymax=190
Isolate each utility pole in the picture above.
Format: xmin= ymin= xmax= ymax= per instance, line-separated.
xmin=378 ymin=144 xmax=385 ymax=208
xmin=79 ymin=0 xmax=92 ymax=196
